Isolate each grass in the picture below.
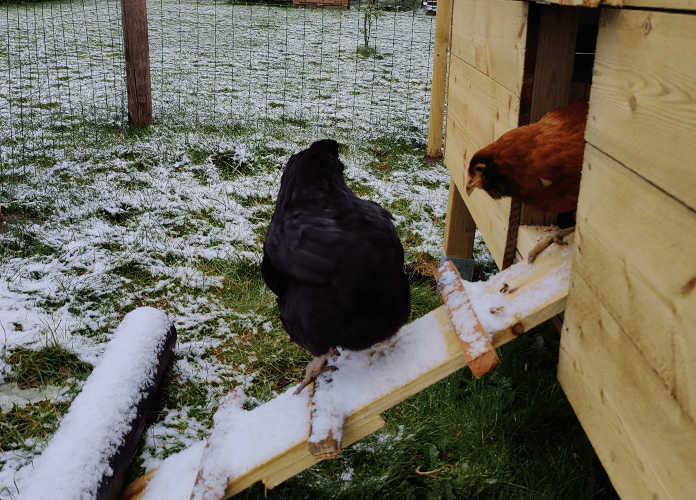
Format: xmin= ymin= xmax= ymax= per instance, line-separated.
xmin=4 ymin=345 xmax=93 ymax=389
xmin=0 ymin=1 xmax=615 ymax=494
xmin=230 ymin=323 xmax=618 ymax=500
xmin=0 ymin=131 xmax=617 ymax=498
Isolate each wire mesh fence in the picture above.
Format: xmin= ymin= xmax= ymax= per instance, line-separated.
xmin=1 ymin=0 xmax=436 ymax=178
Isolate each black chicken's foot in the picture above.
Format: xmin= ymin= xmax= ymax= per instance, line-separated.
xmin=294 ymin=348 xmax=339 ymax=395
xmin=527 ymin=226 xmax=575 ymax=264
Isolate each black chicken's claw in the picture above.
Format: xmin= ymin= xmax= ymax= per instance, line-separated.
xmin=293 ymin=351 xmax=339 ymax=395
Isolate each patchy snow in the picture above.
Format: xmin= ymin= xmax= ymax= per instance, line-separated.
xmin=17 ymin=307 xmax=174 ymax=500
xmin=0 ymin=383 xmax=70 ymax=412
xmin=0 ymin=1 xmax=461 ymax=494
xmin=435 ymin=265 xmax=491 ymax=358
xmin=189 ymin=386 xmax=311 ymax=500
xmin=138 ymin=309 xmax=451 ymax=497
xmin=308 ymin=311 xmax=449 ymax=445
xmin=142 ymin=441 xmax=207 ymax=500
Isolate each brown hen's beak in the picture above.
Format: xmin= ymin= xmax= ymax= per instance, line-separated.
xmin=465 ymin=174 xmax=482 ymax=197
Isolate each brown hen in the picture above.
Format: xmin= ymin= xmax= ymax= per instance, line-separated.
xmin=465 ymin=99 xmax=589 ymax=262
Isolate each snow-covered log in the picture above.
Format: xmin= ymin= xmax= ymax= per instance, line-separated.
xmin=20 ymin=307 xmax=176 ymax=500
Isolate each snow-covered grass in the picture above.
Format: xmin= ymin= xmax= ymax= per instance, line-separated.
xmin=1 ymin=1 xmax=617 ymax=498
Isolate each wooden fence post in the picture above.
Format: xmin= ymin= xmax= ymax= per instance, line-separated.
xmin=426 ymin=0 xmax=454 ymax=160
xmin=121 ymin=0 xmax=153 ymax=127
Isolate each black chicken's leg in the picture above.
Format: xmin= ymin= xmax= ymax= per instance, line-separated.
xmin=294 ymin=348 xmax=338 ymax=395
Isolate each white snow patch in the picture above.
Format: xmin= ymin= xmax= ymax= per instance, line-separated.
xmin=309 ymin=311 xmax=448 ymax=445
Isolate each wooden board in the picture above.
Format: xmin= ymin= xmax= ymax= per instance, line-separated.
xmin=449 ymin=0 xmax=529 ymax=97
xmin=528 ymin=5 xmax=579 ymax=123
xmin=124 ymin=246 xmax=575 ymax=499
xmin=574 ymin=144 xmax=696 ymax=422
xmin=559 ymin=270 xmax=696 ymax=500
xmin=446 ymin=56 xmax=521 ymax=149
xmin=587 ymin=8 xmax=696 ymax=212
xmin=434 ymin=261 xmax=501 ymax=376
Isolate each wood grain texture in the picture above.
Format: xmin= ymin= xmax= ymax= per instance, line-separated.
xmin=427 ymin=0 xmax=454 ymax=158
xmin=443 ymin=182 xmax=476 ymax=260
xmin=434 ymin=261 xmax=501 ymax=376
xmin=574 ymin=144 xmax=696 ymax=422
xmin=444 ymin=110 xmax=511 ymax=269
xmin=446 ymin=55 xmax=520 ymax=149
xmin=587 ymin=8 xmax=696 ymax=211
xmin=449 ymin=0 xmax=528 ymax=97
xmin=120 ymin=0 xmax=152 ymax=126
xmin=559 ymin=270 xmax=696 ymax=500
xmin=529 ymin=5 xmax=579 ymax=123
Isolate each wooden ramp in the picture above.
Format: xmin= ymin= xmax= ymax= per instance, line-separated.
xmin=122 ymin=238 xmax=572 ymax=500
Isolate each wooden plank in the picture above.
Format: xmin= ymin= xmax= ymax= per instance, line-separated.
xmin=446 ymin=56 xmax=521 ymax=149
xmin=444 ymin=110 xmax=512 ymax=269
xmin=434 ymin=261 xmax=501 ymax=376
xmin=125 ymin=248 xmax=575 ymax=499
xmin=449 ymin=0 xmax=529 ymax=97
xmin=426 ymin=0 xmax=454 ymax=159
xmin=443 ymin=181 xmax=475 ymax=260
xmin=587 ymin=8 xmax=696 ymax=212
xmin=558 ymin=270 xmax=696 ymax=500
xmin=123 ymin=307 xmax=468 ymax=500
xmin=529 ymin=4 xmax=579 ymax=123
xmin=120 ymin=0 xmax=152 ymax=127
xmin=469 ymin=235 xmax=573 ymax=348
xmin=574 ymin=144 xmax=696 ymax=421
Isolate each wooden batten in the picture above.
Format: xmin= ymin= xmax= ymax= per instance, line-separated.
xmin=434 ymin=261 xmax=501 ymax=376
xmin=426 ymin=0 xmax=454 ymax=159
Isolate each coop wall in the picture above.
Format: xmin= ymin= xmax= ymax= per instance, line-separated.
xmin=443 ymin=0 xmax=526 ymax=268
xmin=557 ymin=6 xmax=696 ymax=500
xmin=443 ymin=0 xmax=588 ymax=269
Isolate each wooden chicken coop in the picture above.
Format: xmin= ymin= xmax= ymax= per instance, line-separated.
xmin=430 ymin=0 xmax=696 ymax=498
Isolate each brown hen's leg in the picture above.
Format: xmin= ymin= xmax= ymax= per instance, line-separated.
xmin=294 ymin=348 xmax=338 ymax=395
xmin=527 ymin=226 xmax=575 ymax=264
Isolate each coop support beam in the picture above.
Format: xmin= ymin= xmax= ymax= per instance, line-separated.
xmin=121 ymin=0 xmax=153 ymax=127
xmin=426 ymin=0 xmax=453 ymax=159
xmin=443 ymin=182 xmax=475 ymax=261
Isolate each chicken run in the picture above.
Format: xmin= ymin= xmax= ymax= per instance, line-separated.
xmin=17 ymin=0 xmax=696 ymax=498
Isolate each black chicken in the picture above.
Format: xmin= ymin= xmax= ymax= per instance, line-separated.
xmin=262 ymin=139 xmax=411 ymax=394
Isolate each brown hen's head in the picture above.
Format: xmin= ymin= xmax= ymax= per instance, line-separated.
xmin=466 ymin=151 xmax=513 ymax=200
